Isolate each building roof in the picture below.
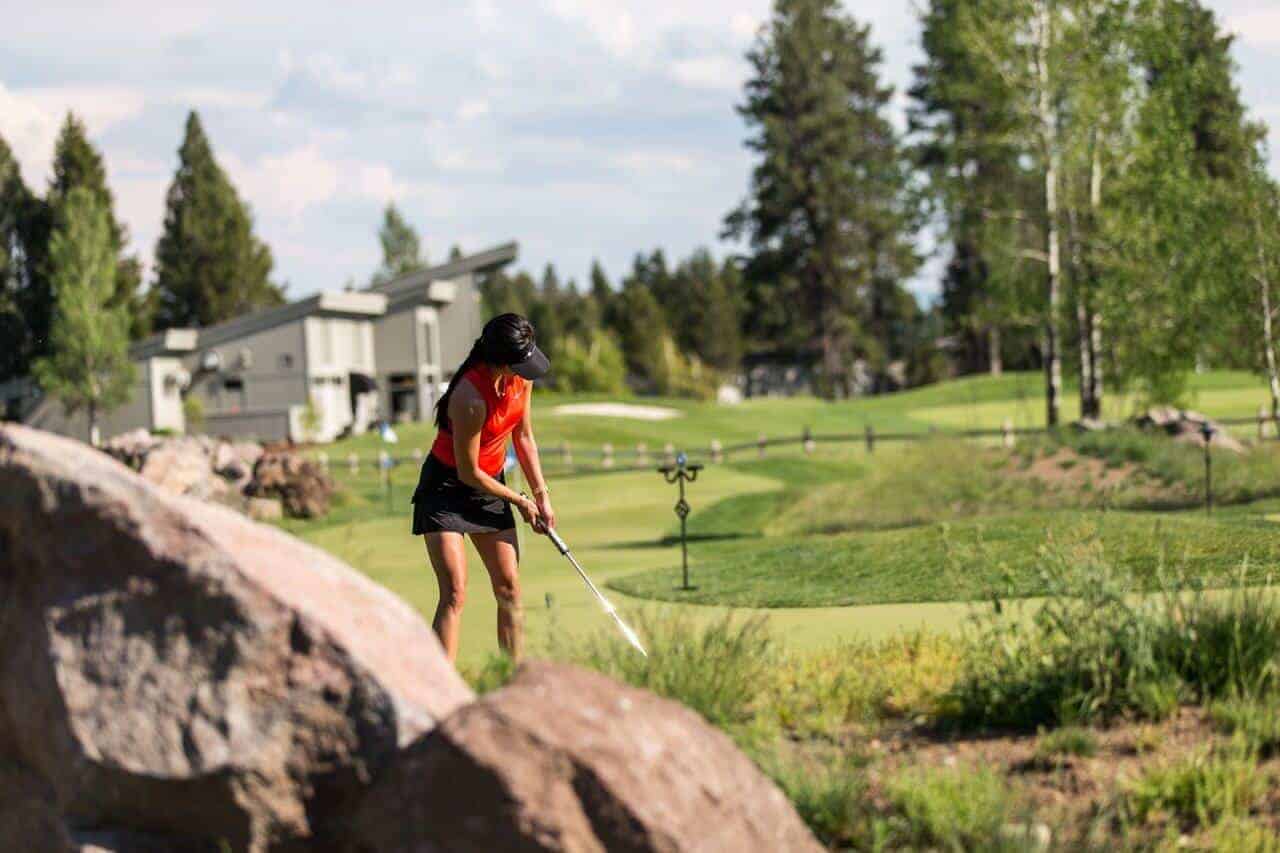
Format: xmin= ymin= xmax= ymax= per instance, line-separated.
xmin=130 ymin=328 xmax=200 ymax=360
xmin=194 ymin=291 xmax=387 ymax=350
xmin=369 ymin=241 xmax=518 ymax=304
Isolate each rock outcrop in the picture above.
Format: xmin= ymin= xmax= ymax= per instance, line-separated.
xmin=0 ymin=424 xmax=472 ymax=851
xmin=343 ymin=662 xmax=823 ymax=853
xmin=1133 ymin=406 xmax=1245 ymax=453
xmin=246 ymin=451 xmax=335 ymax=519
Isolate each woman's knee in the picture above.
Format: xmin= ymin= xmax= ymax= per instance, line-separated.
xmin=491 ymin=575 xmax=521 ymax=608
xmin=438 ymin=577 xmax=467 ymax=613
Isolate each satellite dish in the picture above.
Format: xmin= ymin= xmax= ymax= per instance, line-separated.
xmin=200 ymin=351 xmax=222 ymax=372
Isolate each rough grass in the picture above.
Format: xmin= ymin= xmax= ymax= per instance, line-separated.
xmin=944 ymin=550 xmax=1280 ymax=730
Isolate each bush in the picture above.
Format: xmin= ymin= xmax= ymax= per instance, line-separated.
xmin=944 ymin=544 xmax=1280 ymax=730
xmin=1209 ymin=696 xmax=1280 ymax=756
xmin=182 ymin=394 xmax=205 ymax=434
xmin=759 ymin=752 xmax=879 ymax=849
xmin=1122 ymin=745 xmax=1267 ymax=831
xmin=884 ymin=765 xmax=1024 ymax=851
xmin=550 ymin=330 xmax=627 ymax=393
xmin=559 ymin=609 xmax=774 ymax=729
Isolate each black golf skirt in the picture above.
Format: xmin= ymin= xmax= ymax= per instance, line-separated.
xmin=411 ymin=454 xmax=516 ymax=535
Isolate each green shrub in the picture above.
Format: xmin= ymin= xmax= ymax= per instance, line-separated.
xmin=884 ymin=765 xmax=1024 ymax=851
xmin=550 ymin=330 xmax=627 ymax=394
xmin=1035 ymin=725 xmax=1098 ymax=760
xmin=1122 ymin=745 xmax=1267 ymax=831
xmin=945 ymin=545 xmax=1280 ymax=730
xmin=182 ymin=394 xmax=205 ymax=434
xmin=561 ymin=610 xmax=774 ymax=728
xmin=1209 ymin=696 xmax=1280 ymax=756
xmin=460 ymin=652 xmax=518 ymax=694
xmin=760 ymin=752 xmax=880 ymax=849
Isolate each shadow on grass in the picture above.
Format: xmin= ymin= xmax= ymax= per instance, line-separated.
xmin=601 ymin=532 xmax=762 ymax=550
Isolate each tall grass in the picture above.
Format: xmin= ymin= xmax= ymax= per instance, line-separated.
xmin=945 ymin=543 xmax=1280 ymax=730
xmin=556 ymin=609 xmax=775 ymax=729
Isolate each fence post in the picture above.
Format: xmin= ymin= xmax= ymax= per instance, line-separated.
xmin=710 ymin=438 xmax=723 ymax=464
xmin=602 ymin=443 xmax=614 ymax=469
xmin=636 ymin=443 xmax=649 ymax=466
xmin=411 ymin=447 xmax=423 ymax=466
xmin=318 ymin=451 xmax=329 ymax=474
xmin=803 ymin=426 xmax=815 ymax=455
xmin=378 ymin=450 xmax=392 ymax=509
xmin=864 ymin=425 xmax=875 ymax=454
xmin=757 ymin=433 xmax=767 ymax=459
xmin=561 ymin=441 xmax=572 ymax=467
xmin=1260 ymin=406 xmax=1269 ymax=441
xmin=1002 ymin=418 xmax=1015 ymax=449
xmin=347 ymin=453 xmax=358 ymax=474
xmin=663 ymin=443 xmax=676 ymax=466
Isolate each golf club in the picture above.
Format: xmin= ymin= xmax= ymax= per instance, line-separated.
xmin=542 ymin=525 xmax=648 ymax=657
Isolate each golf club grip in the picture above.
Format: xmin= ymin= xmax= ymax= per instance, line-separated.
xmin=545 ymin=527 xmax=571 ymax=555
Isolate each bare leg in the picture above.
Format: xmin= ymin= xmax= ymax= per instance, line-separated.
xmin=425 ymin=532 xmax=468 ymax=662
xmin=471 ymin=528 xmax=523 ymax=660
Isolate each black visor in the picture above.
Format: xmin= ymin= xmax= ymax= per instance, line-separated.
xmin=508 ymin=343 xmax=550 ymax=380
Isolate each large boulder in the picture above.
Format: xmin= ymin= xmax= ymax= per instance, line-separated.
xmin=1133 ymin=407 xmax=1245 ymax=453
xmin=0 ymin=425 xmax=472 ymax=851
xmin=247 ymin=451 xmax=335 ymax=519
xmin=343 ymin=662 xmax=823 ymax=853
xmin=138 ymin=438 xmax=229 ymax=501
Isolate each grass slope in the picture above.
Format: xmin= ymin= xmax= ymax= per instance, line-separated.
xmin=611 ymin=510 xmax=1280 ymax=608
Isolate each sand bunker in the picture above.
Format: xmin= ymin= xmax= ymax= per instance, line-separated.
xmin=550 ymin=402 xmax=682 ymax=421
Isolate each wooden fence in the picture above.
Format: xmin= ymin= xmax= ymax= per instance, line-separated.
xmin=314 ymin=408 xmax=1278 ymax=482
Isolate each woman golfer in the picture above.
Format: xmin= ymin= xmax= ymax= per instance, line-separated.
xmin=412 ymin=313 xmax=553 ymax=662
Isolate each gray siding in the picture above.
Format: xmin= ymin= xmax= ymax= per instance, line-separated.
xmin=186 ymin=321 xmax=308 ymax=415
xmin=437 ymin=273 xmax=484 ymax=374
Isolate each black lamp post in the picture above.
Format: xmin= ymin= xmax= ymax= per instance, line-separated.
xmin=659 ymin=451 xmax=702 ymax=590
xmin=1200 ymin=421 xmax=1215 ymax=515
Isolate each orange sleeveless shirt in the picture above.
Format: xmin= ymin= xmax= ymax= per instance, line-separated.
xmin=430 ymin=364 xmax=531 ymax=476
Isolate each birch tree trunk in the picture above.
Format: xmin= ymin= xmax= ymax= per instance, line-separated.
xmin=1037 ymin=0 xmax=1063 ymax=427
xmin=1256 ymin=211 xmax=1280 ymax=421
xmin=1086 ymin=140 xmax=1104 ymax=419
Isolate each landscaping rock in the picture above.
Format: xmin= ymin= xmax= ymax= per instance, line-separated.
xmin=101 ymin=428 xmax=158 ymax=471
xmin=1133 ymin=407 xmax=1245 ymax=453
xmin=343 ymin=661 xmax=822 ymax=853
xmin=246 ymin=496 xmax=284 ymax=522
xmin=0 ymin=424 xmax=472 ymax=851
xmin=248 ymin=450 xmax=335 ymax=518
xmin=138 ymin=438 xmax=228 ymax=500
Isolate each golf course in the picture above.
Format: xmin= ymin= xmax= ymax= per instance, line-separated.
xmin=288 ymin=370 xmax=1280 ymax=668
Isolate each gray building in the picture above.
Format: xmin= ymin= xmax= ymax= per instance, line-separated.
xmin=7 ymin=242 xmax=517 ymax=444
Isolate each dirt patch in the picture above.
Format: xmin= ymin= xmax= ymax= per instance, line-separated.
xmin=851 ymin=708 xmax=1279 ymax=846
xmin=1005 ymin=446 xmax=1177 ymax=505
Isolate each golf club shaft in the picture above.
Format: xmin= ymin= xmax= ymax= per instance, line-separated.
xmin=544 ymin=527 xmax=646 ymax=656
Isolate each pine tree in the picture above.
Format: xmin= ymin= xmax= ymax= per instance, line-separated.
xmin=32 ymin=188 xmax=136 ymax=444
xmin=151 ymin=112 xmax=284 ymax=329
xmin=372 ymin=203 xmax=426 ymax=284
xmin=0 ymin=134 xmax=38 ymax=382
xmin=46 ymin=113 xmax=149 ymax=338
xmin=910 ymin=0 xmax=1031 ymax=377
xmin=725 ymin=0 xmax=918 ymax=397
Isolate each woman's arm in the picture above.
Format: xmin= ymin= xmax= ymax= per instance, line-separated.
xmin=450 ymin=382 xmax=539 ymax=525
xmin=513 ymin=397 xmax=554 ymax=531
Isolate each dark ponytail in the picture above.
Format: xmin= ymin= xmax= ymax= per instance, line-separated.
xmin=434 ymin=339 xmax=485 ymax=430
xmin=434 ymin=313 xmax=537 ymax=430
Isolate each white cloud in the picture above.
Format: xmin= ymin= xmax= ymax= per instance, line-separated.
xmin=546 ymin=0 xmax=637 ymax=58
xmin=730 ymin=12 xmax=762 ymax=40
xmin=457 ymin=98 xmax=491 ymax=121
xmin=0 ymin=83 xmax=146 ymax=185
xmin=169 ymin=87 xmax=271 ymax=111
xmin=1227 ymin=8 xmax=1280 ymax=45
xmin=614 ymin=149 xmax=697 ymax=173
xmin=670 ymin=55 xmax=747 ymax=91
xmin=225 ymin=146 xmax=341 ymax=218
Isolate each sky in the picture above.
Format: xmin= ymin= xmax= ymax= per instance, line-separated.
xmin=2 ymin=1 xmax=1278 ymax=304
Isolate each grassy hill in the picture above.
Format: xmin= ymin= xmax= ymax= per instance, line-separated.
xmin=326 ymin=370 xmax=1272 ymax=459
